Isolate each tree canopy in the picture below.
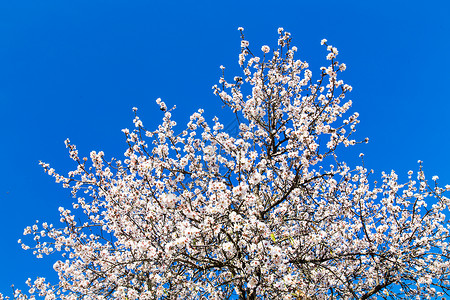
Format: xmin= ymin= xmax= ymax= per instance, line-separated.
xmin=3 ymin=28 xmax=450 ymax=300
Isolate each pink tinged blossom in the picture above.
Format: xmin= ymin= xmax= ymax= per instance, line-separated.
xmin=222 ymin=242 xmax=234 ymax=253
xmin=247 ymin=277 xmax=258 ymax=289
xmin=161 ymin=193 xmax=177 ymax=209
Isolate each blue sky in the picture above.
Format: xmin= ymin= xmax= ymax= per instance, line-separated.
xmin=0 ymin=0 xmax=449 ymax=295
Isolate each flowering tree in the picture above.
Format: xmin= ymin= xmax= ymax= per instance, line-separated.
xmin=3 ymin=28 xmax=450 ymax=300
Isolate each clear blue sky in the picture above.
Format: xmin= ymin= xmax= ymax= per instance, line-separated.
xmin=0 ymin=0 xmax=449 ymax=294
